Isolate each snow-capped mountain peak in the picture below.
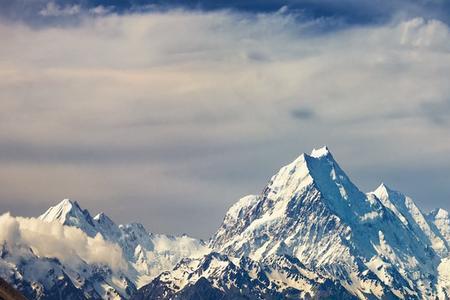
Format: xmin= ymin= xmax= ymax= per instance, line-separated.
xmin=430 ymin=208 xmax=450 ymax=220
xmin=39 ymin=198 xmax=80 ymax=222
xmin=38 ymin=198 xmax=98 ymax=236
xmin=36 ymin=199 xmax=210 ymax=290
xmin=310 ymin=145 xmax=331 ymax=158
xmin=373 ymin=182 xmax=392 ymax=196
xmin=372 ymin=183 xmax=449 ymax=256
xmin=94 ymin=212 xmax=122 ymax=241
xmin=211 ymin=147 xmax=447 ymax=299
xmin=427 ymin=208 xmax=450 ymax=247
xmin=266 ymin=146 xmax=357 ymax=203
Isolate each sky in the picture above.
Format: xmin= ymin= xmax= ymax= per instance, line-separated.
xmin=0 ymin=0 xmax=450 ymax=239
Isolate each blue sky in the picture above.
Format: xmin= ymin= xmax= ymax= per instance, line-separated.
xmin=4 ymin=0 xmax=450 ymax=27
xmin=0 ymin=0 xmax=449 ymax=238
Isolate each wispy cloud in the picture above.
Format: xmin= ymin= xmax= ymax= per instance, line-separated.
xmin=39 ymin=2 xmax=81 ymax=17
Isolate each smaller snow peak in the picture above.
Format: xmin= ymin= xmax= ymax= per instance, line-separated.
xmin=60 ymin=198 xmax=76 ymax=209
xmin=379 ymin=182 xmax=388 ymax=190
xmin=39 ymin=198 xmax=82 ymax=222
xmin=436 ymin=208 xmax=449 ymax=219
xmin=94 ymin=212 xmax=115 ymax=225
xmin=374 ymin=183 xmax=390 ymax=195
xmin=431 ymin=208 xmax=449 ymax=220
xmin=61 ymin=198 xmax=72 ymax=205
xmin=38 ymin=198 xmax=101 ymax=237
xmin=61 ymin=198 xmax=82 ymax=208
xmin=310 ymin=146 xmax=331 ymax=158
xmin=373 ymin=183 xmax=402 ymax=199
xmin=93 ymin=212 xmax=105 ymax=220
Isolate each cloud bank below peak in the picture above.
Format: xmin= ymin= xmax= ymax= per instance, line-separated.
xmin=0 ymin=213 xmax=127 ymax=271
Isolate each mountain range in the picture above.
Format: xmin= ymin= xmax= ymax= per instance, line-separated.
xmin=1 ymin=146 xmax=449 ymax=299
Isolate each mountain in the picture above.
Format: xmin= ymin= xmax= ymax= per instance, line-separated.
xmin=38 ymin=199 xmax=209 ymax=286
xmin=131 ymin=252 xmax=356 ymax=300
xmin=372 ymin=184 xmax=449 ymax=256
xmin=38 ymin=199 xmax=99 ymax=237
xmin=1 ymin=146 xmax=450 ymax=299
xmin=0 ymin=212 xmax=137 ymax=300
xmin=209 ymin=146 xmax=450 ymax=299
xmin=0 ymin=199 xmax=208 ymax=300
xmin=427 ymin=208 xmax=450 ymax=245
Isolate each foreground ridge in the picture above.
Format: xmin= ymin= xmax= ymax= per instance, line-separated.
xmin=1 ymin=147 xmax=450 ymax=299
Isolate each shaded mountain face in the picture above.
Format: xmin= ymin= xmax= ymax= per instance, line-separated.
xmin=1 ymin=146 xmax=450 ymax=299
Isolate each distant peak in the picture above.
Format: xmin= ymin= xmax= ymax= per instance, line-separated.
xmin=430 ymin=208 xmax=449 ymax=219
xmin=373 ymin=182 xmax=401 ymax=198
xmin=94 ymin=212 xmax=113 ymax=222
xmin=39 ymin=198 xmax=82 ymax=219
xmin=310 ymin=146 xmax=331 ymax=158
xmin=94 ymin=212 xmax=106 ymax=220
xmin=93 ymin=212 xmax=117 ymax=227
xmin=59 ymin=198 xmax=80 ymax=208
xmin=375 ymin=182 xmax=390 ymax=193
xmin=60 ymin=198 xmax=73 ymax=205
xmin=39 ymin=198 xmax=91 ymax=223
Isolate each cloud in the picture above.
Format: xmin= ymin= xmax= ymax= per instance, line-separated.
xmin=88 ymin=5 xmax=113 ymax=16
xmin=400 ymin=18 xmax=450 ymax=49
xmin=39 ymin=2 xmax=81 ymax=17
xmin=0 ymin=10 xmax=449 ymax=237
xmin=420 ymin=99 xmax=450 ymax=126
xmin=0 ymin=213 xmax=127 ymax=271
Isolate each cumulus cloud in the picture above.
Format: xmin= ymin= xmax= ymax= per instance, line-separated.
xmin=0 ymin=213 xmax=127 ymax=271
xmin=0 ymin=10 xmax=449 ymax=237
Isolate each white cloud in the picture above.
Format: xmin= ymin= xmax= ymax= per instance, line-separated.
xmin=0 ymin=213 xmax=127 ymax=271
xmin=400 ymin=18 xmax=450 ymax=49
xmin=39 ymin=2 xmax=81 ymax=17
xmin=89 ymin=5 xmax=113 ymax=16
